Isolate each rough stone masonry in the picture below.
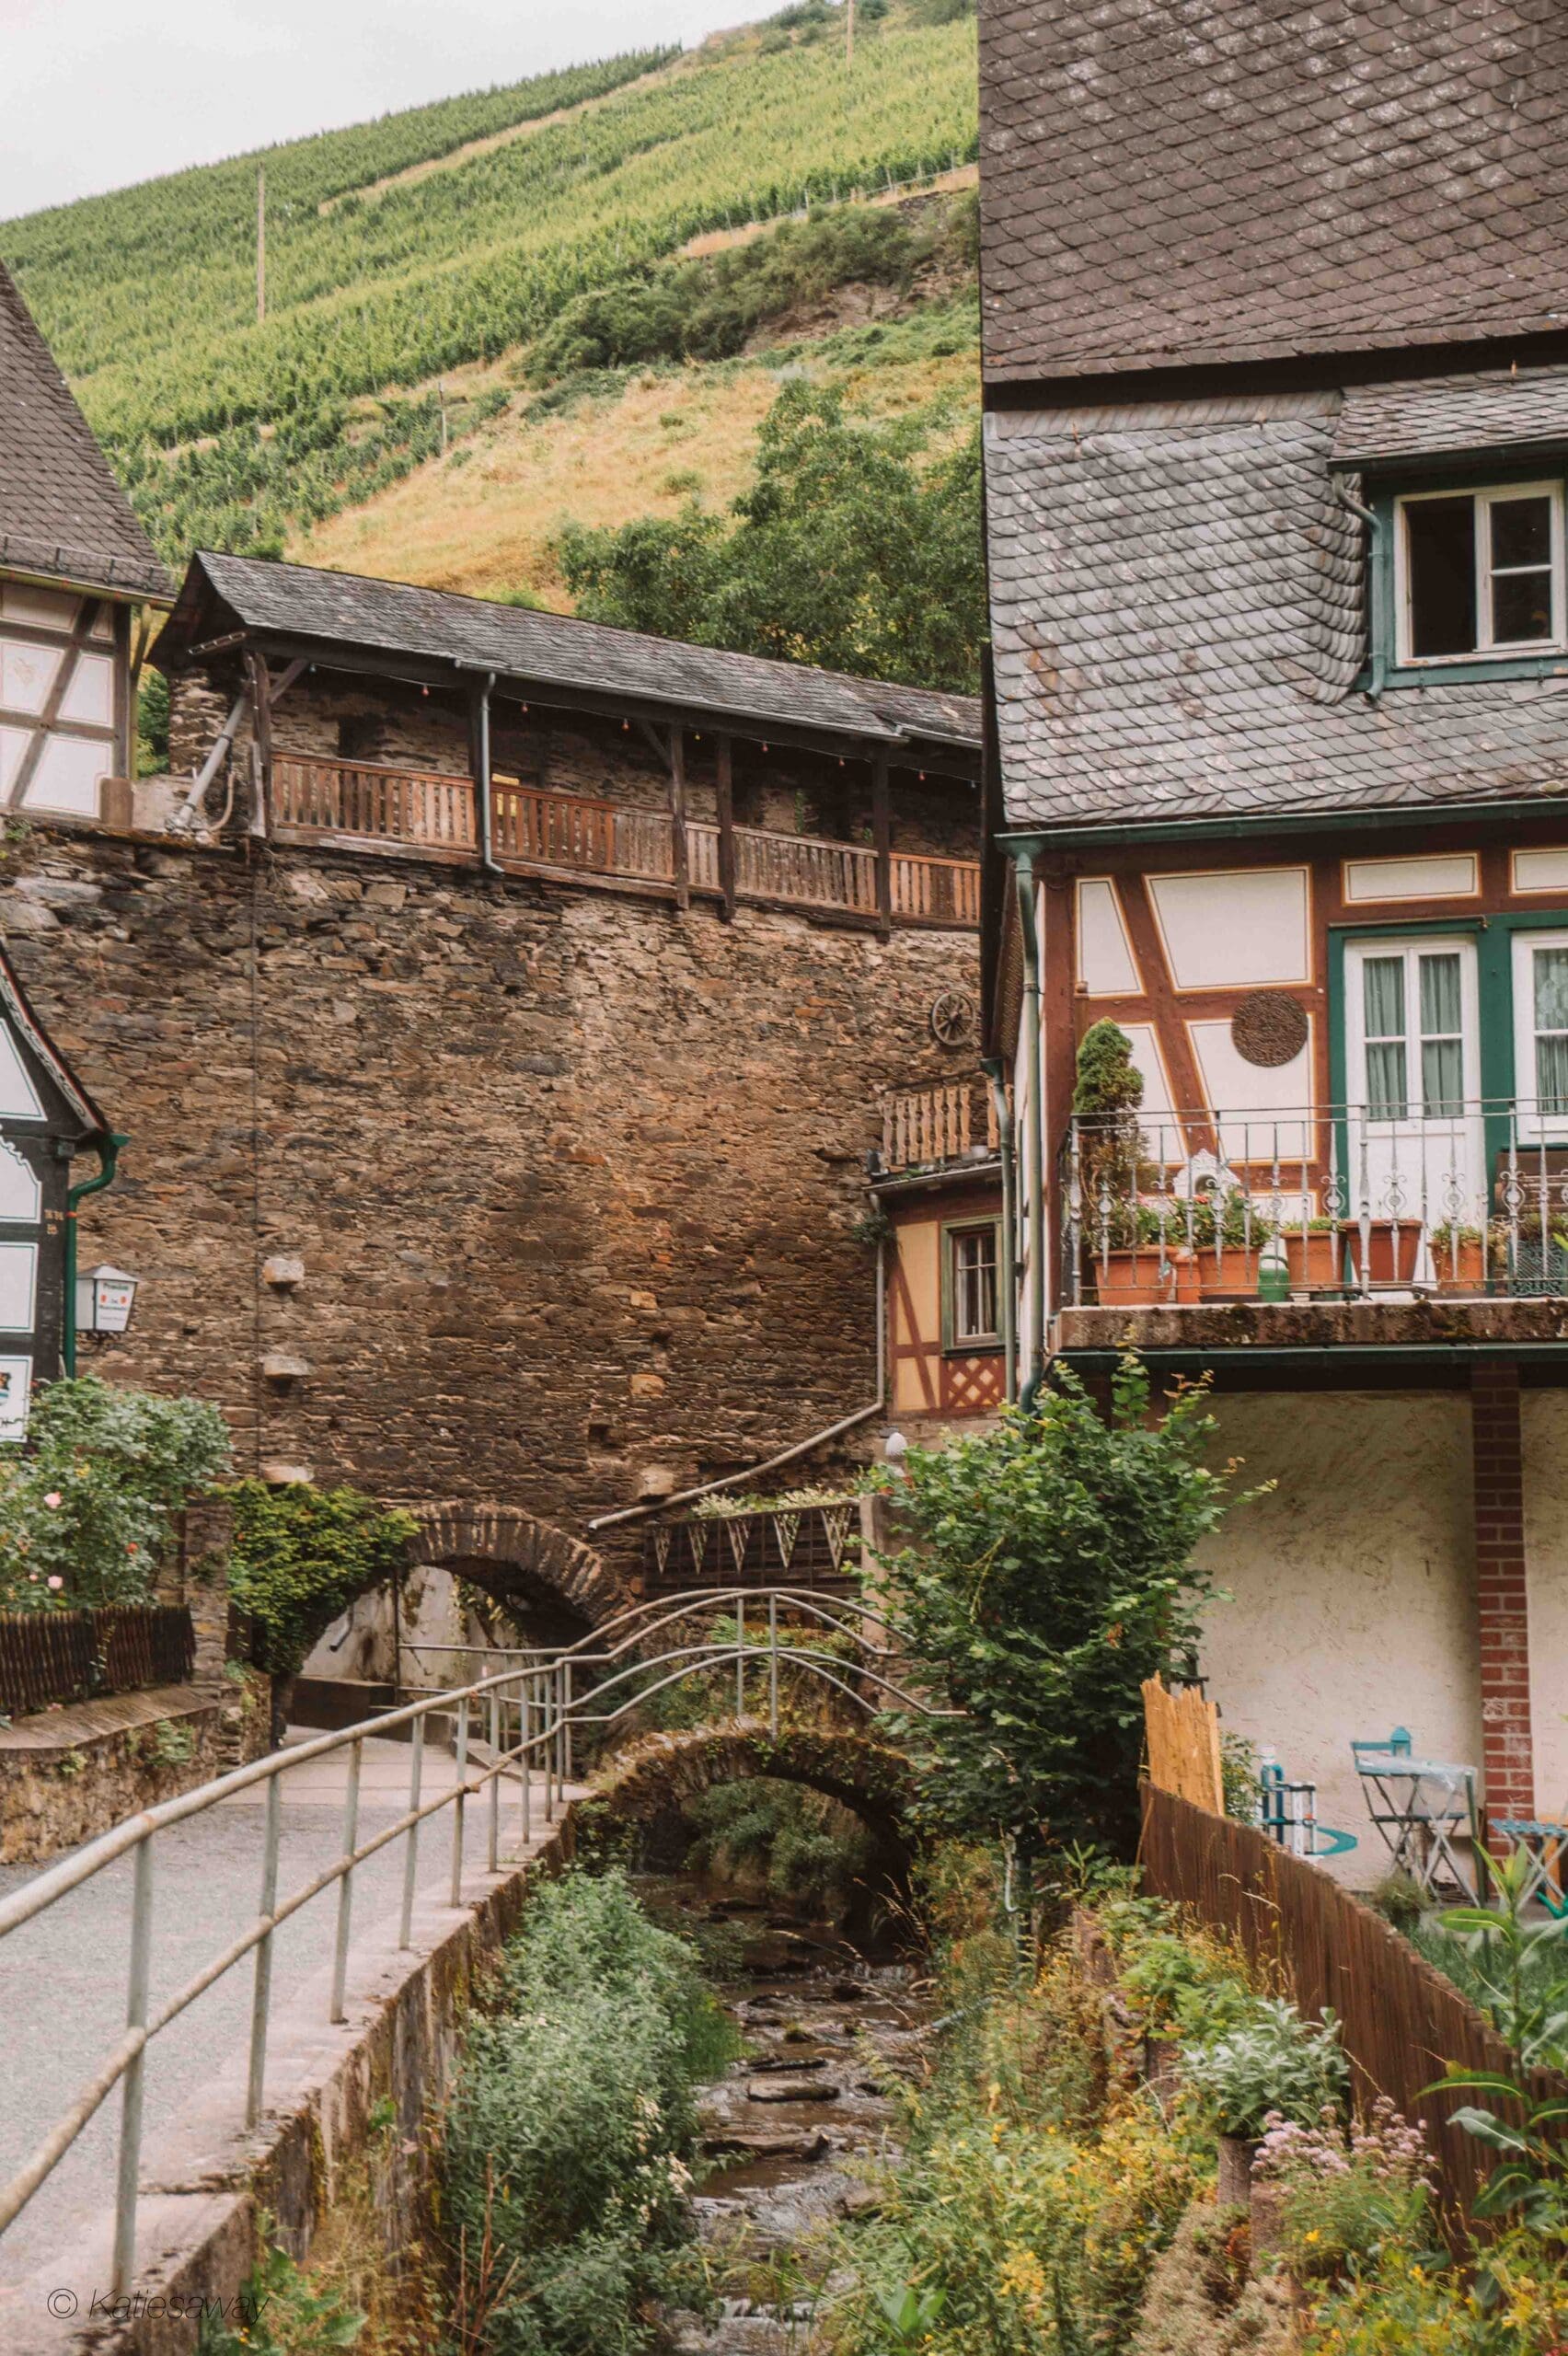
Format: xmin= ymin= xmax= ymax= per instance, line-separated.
xmin=0 ymin=819 xmax=974 ymax=1592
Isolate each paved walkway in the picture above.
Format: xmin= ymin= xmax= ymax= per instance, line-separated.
xmin=0 ymin=1730 xmax=575 ymax=2318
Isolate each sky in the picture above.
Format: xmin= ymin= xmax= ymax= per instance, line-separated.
xmin=0 ymin=0 xmax=759 ymax=220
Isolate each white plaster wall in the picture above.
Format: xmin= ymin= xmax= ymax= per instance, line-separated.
xmin=1525 ymin=1392 xmax=1568 ymax=1815
xmin=303 ymin=1563 xmax=468 ymax=1684
xmin=1193 ymin=1392 xmax=1480 ymax=1884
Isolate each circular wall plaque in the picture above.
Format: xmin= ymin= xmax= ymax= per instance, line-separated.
xmin=929 ymin=989 xmax=977 ymax=1049
xmin=1230 ymin=990 xmax=1309 ymax=1068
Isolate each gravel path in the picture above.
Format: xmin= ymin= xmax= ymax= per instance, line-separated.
xmin=0 ymin=1732 xmax=552 ymax=2308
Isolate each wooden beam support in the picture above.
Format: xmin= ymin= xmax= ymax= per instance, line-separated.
xmin=669 ymin=725 xmax=689 ymax=912
xmin=715 ymin=733 xmax=737 ymax=922
xmin=871 ymin=753 xmax=893 ymax=940
xmin=7 ymin=598 xmax=104 ymax=811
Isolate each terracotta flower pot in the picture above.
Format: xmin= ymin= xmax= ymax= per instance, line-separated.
xmin=1340 ymin=1218 xmax=1422 ymax=1287
xmin=1283 ymin=1230 xmax=1344 ymax=1289
xmin=1434 ymin=1238 xmax=1488 ymax=1295
xmin=1092 ymin=1250 xmax=1170 ymax=1307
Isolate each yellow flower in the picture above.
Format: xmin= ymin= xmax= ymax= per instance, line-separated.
xmin=997 ymin=2246 xmax=1046 ymax=2302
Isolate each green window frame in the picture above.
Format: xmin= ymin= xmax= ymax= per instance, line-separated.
xmin=941 ymin=1217 xmax=1002 ymax=1354
xmin=1360 ymin=461 xmax=1568 ymax=692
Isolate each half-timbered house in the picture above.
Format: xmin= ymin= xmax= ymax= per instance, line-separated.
xmin=979 ymin=0 xmax=1568 ymax=1860
xmin=0 ymin=260 xmax=169 ymax=821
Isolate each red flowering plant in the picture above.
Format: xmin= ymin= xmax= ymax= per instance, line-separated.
xmin=0 ymin=1376 xmax=231 ymax=1612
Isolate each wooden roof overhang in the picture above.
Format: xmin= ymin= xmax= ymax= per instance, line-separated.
xmin=160 ymin=572 xmax=982 ymax=783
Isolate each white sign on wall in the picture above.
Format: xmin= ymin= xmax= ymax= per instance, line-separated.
xmin=0 ymin=1356 xmax=33 ymax=1444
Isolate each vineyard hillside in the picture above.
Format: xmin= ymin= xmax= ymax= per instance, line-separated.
xmin=0 ymin=3 xmax=981 ymax=592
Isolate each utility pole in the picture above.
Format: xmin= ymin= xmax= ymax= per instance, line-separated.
xmin=256 ymin=166 xmax=266 ymax=326
xmin=847 ymin=0 xmax=855 ymax=64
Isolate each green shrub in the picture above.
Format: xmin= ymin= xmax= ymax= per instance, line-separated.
xmin=1181 ymin=1999 xmax=1349 ymax=2140
xmin=684 ymin=1776 xmax=873 ymax=1916
xmin=225 ymin=1479 xmax=417 ymax=1675
xmin=876 ymin=1358 xmax=1247 ymax=1858
xmin=0 ymin=1376 xmax=232 ymax=1611
xmin=444 ymin=1869 xmax=735 ymax=2356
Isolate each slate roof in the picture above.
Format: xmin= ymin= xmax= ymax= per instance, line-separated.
xmin=157 ymin=552 xmax=982 ymax=754
xmin=979 ymin=0 xmax=1568 ymax=386
xmin=0 ymin=261 xmax=169 ymax=602
xmin=1332 ymin=364 xmax=1568 ymax=467
xmin=986 ymin=393 xmax=1568 ymax=830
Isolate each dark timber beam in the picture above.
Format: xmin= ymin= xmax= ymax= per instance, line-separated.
xmin=715 ymin=734 xmax=737 ymax=922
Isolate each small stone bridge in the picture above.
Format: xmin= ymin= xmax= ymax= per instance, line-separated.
xmin=589 ymin=1721 xmax=918 ymax=1872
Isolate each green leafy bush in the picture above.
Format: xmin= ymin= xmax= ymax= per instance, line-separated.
xmin=1255 ymin=2099 xmax=1435 ymax=2286
xmin=1181 ymin=2000 xmax=1349 ymax=2140
xmin=876 ymin=1358 xmax=1245 ymax=1858
xmin=684 ymin=1776 xmax=873 ymax=1916
xmin=443 ymin=1869 xmax=735 ymax=2356
xmin=0 ymin=1376 xmax=232 ymax=1612
xmin=558 ymin=379 xmax=985 ymax=692
xmin=225 ymin=1479 xmax=416 ymax=1675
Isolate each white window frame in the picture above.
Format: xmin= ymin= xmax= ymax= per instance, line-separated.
xmin=945 ymin=1219 xmax=1001 ymax=1351
xmin=1511 ymin=929 xmax=1568 ymax=1144
xmin=1344 ymin=936 xmax=1482 ymax=1124
xmin=1394 ymin=480 xmax=1567 ymax=666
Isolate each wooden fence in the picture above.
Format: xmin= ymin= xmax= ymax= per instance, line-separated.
xmin=0 ymin=1605 xmax=195 ymax=1718
xmin=1142 ymin=1675 xmax=1224 ymax=1813
xmin=1140 ymin=1781 xmax=1560 ymax=2230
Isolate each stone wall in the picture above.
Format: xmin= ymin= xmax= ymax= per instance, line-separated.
xmin=0 ymin=1688 xmax=225 ymax=1864
xmin=0 ymin=815 xmax=976 ymax=1601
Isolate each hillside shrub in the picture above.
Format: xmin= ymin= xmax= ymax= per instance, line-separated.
xmin=0 ymin=1376 xmax=232 ymax=1611
xmin=528 ymin=203 xmax=922 ymax=381
xmin=225 ymin=1478 xmax=417 ymax=1674
xmin=876 ymin=1357 xmax=1246 ymax=1859
xmin=1180 ymin=2001 xmax=1349 ymax=2140
xmin=559 ymin=379 xmax=984 ymax=691
xmin=443 ymin=1869 xmax=734 ymax=2356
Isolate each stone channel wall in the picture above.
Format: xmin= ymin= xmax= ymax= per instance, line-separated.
xmin=0 ymin=814 xmax=975 ymax=1596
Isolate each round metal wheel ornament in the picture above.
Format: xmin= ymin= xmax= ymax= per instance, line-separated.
xmin=929 ymin=989 xmax=976 ymax=1049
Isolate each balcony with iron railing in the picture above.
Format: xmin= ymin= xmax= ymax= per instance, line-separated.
xmin=270 ymin=754 xmax=980 ymax=930
xmin=1056 ymin=1098 xmax=1568 ymax=1353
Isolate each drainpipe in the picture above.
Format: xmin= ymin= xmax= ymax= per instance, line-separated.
xmin=1334 ymin=479 xmax=1388 ymax=700
xmin=1013 ymin=850 xmax=1046 ymax=1415
xmin=981 ymin=1056 xmax=1018 ymax=1404
xmin=474 ymin=671 xmax=502 ymax=874
xmin=168 ymin=687 xmax=250 ymax=834
xmin=63 ymin=1132 xmax=127 ymax=1378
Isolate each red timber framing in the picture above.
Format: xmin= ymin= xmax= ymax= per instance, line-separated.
xmin=886 ymin=1181 xmax=1006 ymax=1419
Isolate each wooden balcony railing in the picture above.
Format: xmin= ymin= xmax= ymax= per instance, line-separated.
xmin=882 ymin=1077 xmax=1001 ymax=1171
xmin=271 ymin=756 xmax=979 ymax=927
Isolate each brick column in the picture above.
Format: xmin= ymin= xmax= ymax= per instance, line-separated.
xmin=1471 ymin=1362 xmax=1535 ymax=1826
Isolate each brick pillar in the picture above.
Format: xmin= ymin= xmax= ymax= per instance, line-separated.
xmin=1471 ymin=1361 xmax=1535 ymax=1826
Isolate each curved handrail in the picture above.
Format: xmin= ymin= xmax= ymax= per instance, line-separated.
xmin=0 ymin=1584 xmax=937 ymax=2296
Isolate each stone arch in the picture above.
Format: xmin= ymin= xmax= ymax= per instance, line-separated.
xmin=405 ymin=1500 xmax=625 ymax=1632
xmin=590 ymin=1724 xmax=917 ymax=1877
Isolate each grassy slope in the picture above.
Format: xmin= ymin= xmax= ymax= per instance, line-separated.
xmin=1 ymin=6 xmax=979 ymax=595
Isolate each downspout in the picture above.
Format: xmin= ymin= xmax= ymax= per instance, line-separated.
xmin=981 ymin=1056 xmax=1018 ymax=1404
xmin=475 ymin=671 xmax=502 ymax=875
xmin=1013 ymin=850 xmax=1046 ymax=1414
xmin=1334 ymin=479 xmax=1388 ymax=700
xmin=63 ymin=1132 xmax=127 ymax=1378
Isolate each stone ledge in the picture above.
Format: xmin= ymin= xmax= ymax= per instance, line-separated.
xmin=0 ymin=1683 xmax=208 ymax=1755
xmin=0 ymin=1688 xmax=225 ymax=1865
xmin=1055 ymin=1295 xmax=1568 ymax=1357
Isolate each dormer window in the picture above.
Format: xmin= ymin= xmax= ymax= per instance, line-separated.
xmin=1396 ymin=482 xmax=1565 ymax=664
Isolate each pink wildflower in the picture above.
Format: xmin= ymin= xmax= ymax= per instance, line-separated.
xmin=42 ymin=1492 xmax=61 ymax=1508
xmin=46 ymin=1575 xmax=63 ymax=1591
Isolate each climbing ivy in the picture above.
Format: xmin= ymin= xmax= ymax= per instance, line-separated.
xmin=225 ymin=1480 xmax=417 ymax=1676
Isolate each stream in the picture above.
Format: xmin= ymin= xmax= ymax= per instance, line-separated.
xmin=636 ymin=1879 xmax=934 ymax=2356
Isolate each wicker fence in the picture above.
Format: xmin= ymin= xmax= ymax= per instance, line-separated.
xmin=0 ymin=1605 xmax=195 ymax=1718
xmin=1140 ymin=1780 xmax=1562 ymax=2230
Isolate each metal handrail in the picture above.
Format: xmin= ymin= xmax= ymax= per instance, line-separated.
xmin=0 ymin=1586 xmax=930 ymax=2297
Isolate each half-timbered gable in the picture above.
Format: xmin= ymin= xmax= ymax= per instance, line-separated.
xmin=0 ymin=260 xmax=169 ymax=821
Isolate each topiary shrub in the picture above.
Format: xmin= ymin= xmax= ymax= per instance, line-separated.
xmin=224 ymin=1479 xmax=417 ymax=1675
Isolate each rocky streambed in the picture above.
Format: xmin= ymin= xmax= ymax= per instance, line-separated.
xmin=643 ymin=1887 xmax=932 ymax=2356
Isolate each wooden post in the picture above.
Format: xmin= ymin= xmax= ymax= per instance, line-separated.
xmin=871 ymin=753 xmax=893 ymax=939
xmin=669 ymin=726 xmax=690 ymax=912
xmin=246 ymin=648 xmax=273 ymax=838
xmin=715 ymin=734 xmax=737 ymax=921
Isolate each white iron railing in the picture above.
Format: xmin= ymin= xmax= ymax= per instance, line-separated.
xmin=1063 ymin=1097 xmax=1568 ymax=1306
xmin=0 ymin=1588 xmax=938 ymax=2299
